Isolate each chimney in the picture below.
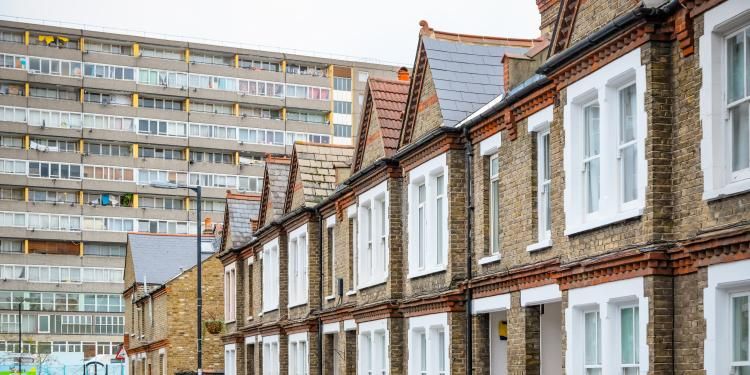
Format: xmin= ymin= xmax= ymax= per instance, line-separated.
xmin=398 ymin=67 xmax=410 ymax=81
xmin=203 ymin=217 xmax=213 ymax=235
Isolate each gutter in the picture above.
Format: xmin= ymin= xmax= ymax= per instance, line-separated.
xmin=537 ymin=0 xmax=682 ymax=75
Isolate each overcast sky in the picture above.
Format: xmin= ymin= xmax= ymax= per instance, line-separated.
xmin=1 ymin=0 xmax=540 ymax=67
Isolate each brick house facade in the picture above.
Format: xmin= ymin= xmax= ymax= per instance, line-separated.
xmin=219 ymin=0 xmax=750 ymax=374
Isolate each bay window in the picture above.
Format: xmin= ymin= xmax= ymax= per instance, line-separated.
xmin=262 ymin=240 xmax=279 ymax=312
xmin=563 ymin=49 xmax=646 ymax=235
xmin=357 ymin=182 xmax=388 ymax=288
xmin=407 ymin=153 xmax=448 ymax=278
xmin=288 ymin=225 xmax=308 ymax=307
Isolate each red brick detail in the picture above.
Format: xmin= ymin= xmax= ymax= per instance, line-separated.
xmin=555 ymin=250 xmax=673 ymax=291
xmin=400 ymin=291 xmax=466 ymax=317
xmin=675 ymin=7 xmax=695 ymax=57
xmin=417 ymin=94 xmax=439 ymax=113
xmin=470 ymin=259 xmax=560 ymax=298
xmin=551 ymin=0 xmax=583 ymax=54
xmin=352 ymin=302 xmax=402 ymax=323
xmin=683 ymin=225 xmax=750 ymax=268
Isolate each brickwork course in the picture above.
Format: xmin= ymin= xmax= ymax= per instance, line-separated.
xmin=210 ymin=0 xmax=750 ymax=374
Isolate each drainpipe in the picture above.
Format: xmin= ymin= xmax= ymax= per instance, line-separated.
xmin=463 ymin=126 xmax=474 ymax=375
xmin=316 ymin=208 xmax=324 ymax=375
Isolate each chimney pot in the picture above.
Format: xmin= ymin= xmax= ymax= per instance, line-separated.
xmin=398 ymin=67 xmax=410 ymax=81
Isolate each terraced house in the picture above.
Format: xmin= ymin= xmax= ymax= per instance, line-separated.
xmin=220 ymin=0 xmax=750 ymax=374
xmin=0 ymin=18 xmax=399 ymax=362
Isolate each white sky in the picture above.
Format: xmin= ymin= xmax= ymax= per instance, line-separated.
xmin=1 ymin=0 xmax=541 ymax=67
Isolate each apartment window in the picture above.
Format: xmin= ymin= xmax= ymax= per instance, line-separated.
xmin=0 ymin=239 xmax=22 ymax=253
xmin=286 ymin=84 xmax=330 ymax=100
xmin=287 ymin=110 xmax=326 ymax=124
xmin=28 ymin=109 xmax=83 ymax=129
xmin=262 ymin=240 xmax=279 ymax=312
xmin=190 ymin=151 xmax=232 ymax=164
xmin=84 ymin=243 xmax=126 ymax=257
xmin=191 ymin=101 xmax=233 ymax=115
xmin=0 ymin=135 xmax=22 ymax=149
xmin=584 ymin=310 xmax=602 ymax=375
xmin=30 ymin=86 xmax=78 ymax=101
xmin=189 ymin=74 xmax=237 ymax=91
xmin=138 ymin=69 xmax=187 ymax=88
xmin=408 ymin=154 xmax=448 ymax=277
xmin=0 ymin=53 xmax=25 ymax=69
xmin=408 ymin=313 xmax=449 ymax=375
xmin=138 ymin=119 xmax=187 ymax=137
xmin=189 ymin=198 xmax=225 ymax=213
xmin=564 ymin=49 xmax=645 ymax=234
xmin=334 ymin=101 xmax=352 ymax=114
xmin=241 ymin=106 xmax=281 ymax=120
xmin=189 ymin=123 xmax=236 ymax=140
xmin=94 ymin=316 xmax=124 ymax=334
xmin=358 ymin=71 xmax=369 ymax=82
xmin=29 ymin=189 xmax=76 ymax=204
xmin=359 ymin=320 xmax=388 ymax=375
xmin=139 ymin=196 xmax=185 ymax=210
xmin=86 ymin=142 xmax=131 ymax=157
xmin=30 ymin=138 xmax=78 ymax=153
xmin=288 ymin=225 xmax=308 ymax=307
xmin=357 ymin=182 xmax=388 ymax=288
xmin=83 ymin=63 xmax=134 ymax=80
xmin=28 ymin=162 xmax=82 ymax=180
xmin=733 ymin=293 xmax=750 ymax=374
xmin=288 ymin=333 xmax=309 ymax=375
xmin=0 ymin=187 xmax=22 ymax=202
xmin=139 ymin=147 xmax=183 ymax=160
xmin=29 ymin=57 xmax=82 ymax=77
xmin=239 ymin=58 xmax=279 ymax=72
xmin=262 ymin=336 xmax=279 ymax=375
xmin=140 ymin=46 xmax=183 ymax=60
xmin=83 ymin=217 xmax=134 ymax=232
xmin=0 ymin=159 xmax=25 ymax=175
xmin=139 ymin=96 xmax=183 ymax=111
xmin=620 ymin=306 xmax=640 ymax=374
xmin=489 ymin=155 xmax=500 ymax=254
xmin=86 ymin=41 xmax=131 ymax=55
xmin=135 ymin=219 xmax=191 ymax=235
xmin=0 ymin=106 xmax=27 ymax=122
xmin=191 ymin=52 xmax=232 ymax=66
xmin=286 ymin=63 xmax=326 ymax=77
xmin=83 ymin=166 xmax=134 ymax=182
xmin=285 ymin=132 xmax=331 ymax=145
xmin=83 ymin=114 xmax=135 ymax=132
xmin=83 ymin=91 xmax=130 ymax=106
xmin=239 ymin=128 xmax=284 ymax=145
xmin=224 ymin=264 xmax=236 ymax=322
xmin=238 ymin=79 xmax=284 ymax=97
xmin=0 ymin=212 xmax=26 ymax=228
xmin=334 ymin=124 xmax=352 ymax=138
xmin=334 ymin=77 xmax=351 ymax=91
xmin=0 ymin=30 xmax=23 ymax=43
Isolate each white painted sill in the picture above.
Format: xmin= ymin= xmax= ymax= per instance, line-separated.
xmin=564 ymin=208 xmax=643 ymax=236
xmin=478 ymin=254 xmax=501 ymax=265
xmin=287 ymin=300 xmax=308 ymax=309
xmin=346 ymin=290 xmax=357 ymax=296
xmin=526 ymin=239 xmax=552 ymax=252
xmin=325 ymin=295 xmax=336 ymax=302
xmin=407 ymin=266 xmax=447 ymax=279
xmin=703 ymin=179 xmax=750 ymax=201
xmin=357 ymin=279 xmax=387 ymax=290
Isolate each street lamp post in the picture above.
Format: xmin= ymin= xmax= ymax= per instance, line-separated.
xmin=149 ymin=183 xmax=202 ymax=375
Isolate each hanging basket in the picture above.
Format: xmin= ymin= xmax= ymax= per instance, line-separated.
xmin=204 ymin=320 xmax=224 ymax=334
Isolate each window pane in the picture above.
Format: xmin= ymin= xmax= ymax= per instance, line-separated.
xmin=584 ymin=311 xmax=600 ymax=365
xmin=584 ymin=105 xmax=600 ymax=158
xmin=621 ymin=307 xmax=638 ymax=365
xmin=728 ymin=32 xmax=746 ymax=103
xmin=620 ymin=85 xmax=636 ymax=142
xmin=731 ymin=102 xmax=750 ymax=172
xmin=734 ymin=295 xmax=749 ymax=362
xmin=586 ymin=158 xmax=600 ymax=213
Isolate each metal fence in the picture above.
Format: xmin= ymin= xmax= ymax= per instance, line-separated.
xmin=0 ymin=363 xmax=125 ymax=375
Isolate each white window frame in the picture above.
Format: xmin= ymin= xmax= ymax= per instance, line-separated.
xmin=224 ymin=343 xmax=236 ymax=375
xmin=358 ymin=319 xmax=389 ymax=375
xmin=288 ymin=224 xmax=309 ymax=308
xmin=488 ymin=154 xmax=501 ymax=256
xmin=563 ymin=49 xmax=647 ymax=235
xmin=357 ymin=181 xmax=388 ymax=289
xmin=704 ymin=258 xmax=750 ymax=375
xmin=262 ymin=239 xmax=279 ymax=313
xmin=224 ymin=263 xmax=237 ymax=322
xmin=700 ymin=0 xmax=750 ymax=199
xmin=565 ymin=277 xmax=648 ymax=375
xmin=326 ymin=215 xmax=337 ymax=299
xmin=348 ymin=205 xmax=358 ymax=294
xmin=618 ymin=304 xmax=640 ymax=373
xmin=288 ymin=332 xmax=309 ymax=375
xmin=407 ymin=153 xmax=449 ymax=278
xmin=407 ymin=313 xmax=449 ymax=375
xmin=527 ymin=105 xmax=554 ymax=251
xmin=262 ymin=335 xmax=280 ymax=375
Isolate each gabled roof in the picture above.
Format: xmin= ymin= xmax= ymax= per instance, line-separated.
xmin=257 ymin=156 xmax=291 ymax=227
xmin=128 ymin=233 xmax=216 ymax=286
xmin=352 ymin=77 xmax=410 ymax=172
xmin=222 ymin=192 xmax=260 ymax=250
xmin=284 ymin=142 xmax=354 ymax=212
xmin=400 ymin=21 xmax=539 ymax=146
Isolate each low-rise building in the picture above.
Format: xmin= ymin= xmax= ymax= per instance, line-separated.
xmin=123 ymin=233 xmax=225 ymax=375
